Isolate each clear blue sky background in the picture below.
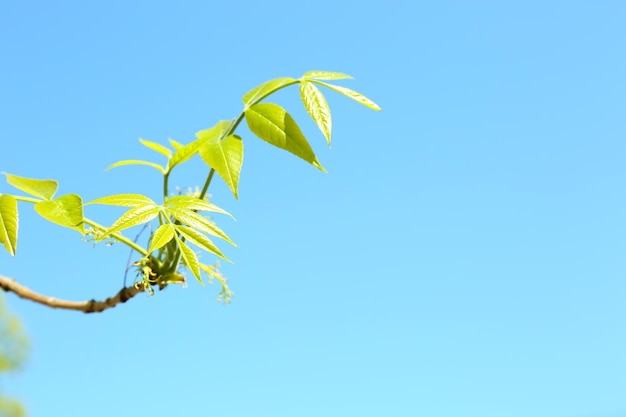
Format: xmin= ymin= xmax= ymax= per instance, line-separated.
xmin=2 ymin=1 xmax=626 ymax=416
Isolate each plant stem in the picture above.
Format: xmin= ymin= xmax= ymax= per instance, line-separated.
xmin=83 ymin=219 xmax=148 ymax=256
xmin=198 ymin=115 xmax=241 ymax=200
xmin=12 ymin=195 xmax=147 ymax=256
xmin=13 ymin=196 xmax=40 ymax=204
xmin=199 ymin=168 xmax=216 ymax=200
xmin=163 ymin=171 xmax=170 ymax=202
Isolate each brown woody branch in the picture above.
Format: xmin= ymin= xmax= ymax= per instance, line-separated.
xmin=0 ymin=276 xmax=146 ymax=313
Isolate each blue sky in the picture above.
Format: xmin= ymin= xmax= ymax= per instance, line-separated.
xmin=2 ymin=1 xmax=626 ymax=416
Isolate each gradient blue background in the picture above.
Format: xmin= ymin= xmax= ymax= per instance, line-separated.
xmin=2 ymin=1 xmax=626 ymax=416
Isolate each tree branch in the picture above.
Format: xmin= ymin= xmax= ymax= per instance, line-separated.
xmin=0 ymin=276 xmax=146 ymax=313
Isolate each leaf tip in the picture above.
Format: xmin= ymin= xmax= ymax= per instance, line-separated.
xmin=314 ymin=161 xmax=327 ymax=173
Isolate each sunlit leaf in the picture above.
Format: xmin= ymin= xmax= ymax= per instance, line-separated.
xmin=245 ymin=103 xmax=325 ymax=171
xmin=0 ymin=195 xmax=18 ymax=256
xmin=168 ymin=120 xmax=232 ymax=171
xmin=3 ymin=173 xmax=57 ymax=200
xmin=242 ymin=77 xmax=296 ymax=106
xmin=165 ymin=196 xmax=233 ymax=218
xmin=195 ymin=120 xmax=233 ymax=142
xmin=175 ymin=225 xmax=230 ymax=262
xmin=87 ymin=194 xmax=156 ymax=207
xmin=300 ymin=81 xmax=332 ymax=146
xmin=199 ymin=134 xmax=243 ymax=199
xmin=167 ymin=138 xmax=203 ymax=172
xmin=175 ymin=236 xmax=201 ymax=282
xmin=169 ymin=139 xmax=183 ymax=150
xmin=148 ymin=223 xmax=175 ymax=253
xmin=103 ymin=205 xmax=160 ymax=237
xmin=106 ymin=160 xmax=165 ymax=174
xmin=166 ymin=207 xmax=236 ymax=246
xmin=34 ymin=194 xmax=84 ymax=234
xmin=302 ymin=70 xmax=353 ymax=80
xmin=310 ymin=80 xmax=381 ymax=111
xmin=139 ymin=138 xmax=172 ymax=158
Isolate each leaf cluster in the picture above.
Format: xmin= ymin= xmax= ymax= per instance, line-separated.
xmin=0 ymin=71 xmax=379 ymax=302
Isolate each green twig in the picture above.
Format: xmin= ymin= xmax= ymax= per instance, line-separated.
xmin=83 ymin=219 xmax=148 ymax=257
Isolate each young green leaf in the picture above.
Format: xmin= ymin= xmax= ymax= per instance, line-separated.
xmin=168 ymin=121 xmax=231 ymax=171
xmin=3 ymin=173 xmax=58 ymax=200
xmin=175 ymin=225 xmax=230 ymax=262
xmin=245 ymin=103 xmax=325 ymax=171
xmin=87 ymin=194 xmax=156 ymax=207
xmin=106 ymin=160 xmax=165 ymax=174
xmin=139 ymin=138 xmax=172 ymax=158
xmin=169 ymin=139 xmax=183 ymax=150
xmin=310 ymin=80 xmax=381 ymax=111
xmin=195 ymin=120 xmax=233 ymax=142
xmin=0 ymin=195 xmax=18 ymax=256
xmin=242 ymin=77 xmax=297 ymax=106
xmin=302 ymin=70 xmax=353 ymax=80
xmin=167 ymin=138 xmax=203 ymax=172
xmin=199 ymin=134 xmax=243 ymax=199
xmin=165 ymin=196 xmax=233 ymax=218
xmin=103 ymin=205 xmax=160 ymax=237
xmin=148 ymin=223 xmax=175 ymax=253
xmin=34 ymin=194 xmax=84 ymax=234
xmin=174 ymin=235 xmax=201 ymax=282
xmin=300 ymin=81 xmax=332 ymax=146
xmin=166 ymin=207 xmax=236 ymax=246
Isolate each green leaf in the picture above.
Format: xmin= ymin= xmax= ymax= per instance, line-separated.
xmin=106 ymin=160 xmax=165 ymax=174
xmin=300 ymin=81 xmax=332 ymax=146
xmin=199 ymin=134 xmax=243 ymax=199
xmin=3 ymin=173 xmax=57 ymax=200
xmin=302 ymin=70 xmax=353 ymax=80
xmin=148 ymin=223 xmax=175 ymax=253
xmin=165 ymin=196 xmax=233 ymax=218
xmin=87 ymin=194 xmax=156 ymax=207
xmin=245 ymin=103 xmax=325 ymax=171
xmin=167 ymin=207 xmax=236 ymax=246
xmin=169 ymin=139 xmax=183 ymax=150
xmin=139 ymin=138 xmax=172 ymax=158
xmin=310 ymin=80 xmax=381 ymax=111
xmin=175 ymin=225 xmax=230 ymax=262
xmin=34 ymin=194 xmax=84 ymax=234
xmin=196 ymin=120 xmax=233 ymax=142
xmin=242 ymin=77 xmax=296 ymax=106
xmin=167 ymin=139 xmax=203 ymax=171
xmin=175 ymin=236 xmax=201 ymax=282
xmin=168 ymin=120 xmax=232 ymax=171
xmin=0 ymin=195 xmax=18 ymax=256
xmin=103 ymin=205 xmax=160 ymax=237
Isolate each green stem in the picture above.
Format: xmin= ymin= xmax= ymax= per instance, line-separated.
xmin=249 ymin=79 xmax=300 ymax=106
xmin=166 ymin=243 xmax=183 ymax=274
xmin=13 ymin=195 xmax=147 ymax=256
xmin=13 ymin=196 xmax=40 ymax=204
xmin=83 ymin=219 xmax=148 ymax=257
xmin=163 ymin=171 xmax=170 ymax=202
xmin=230 ymin=111 xmax=246 ymax=133
xmin=198 ymin=168 xmax=216 ymax=200
xmin=198 ymin=116 xmax=240 ymax=200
